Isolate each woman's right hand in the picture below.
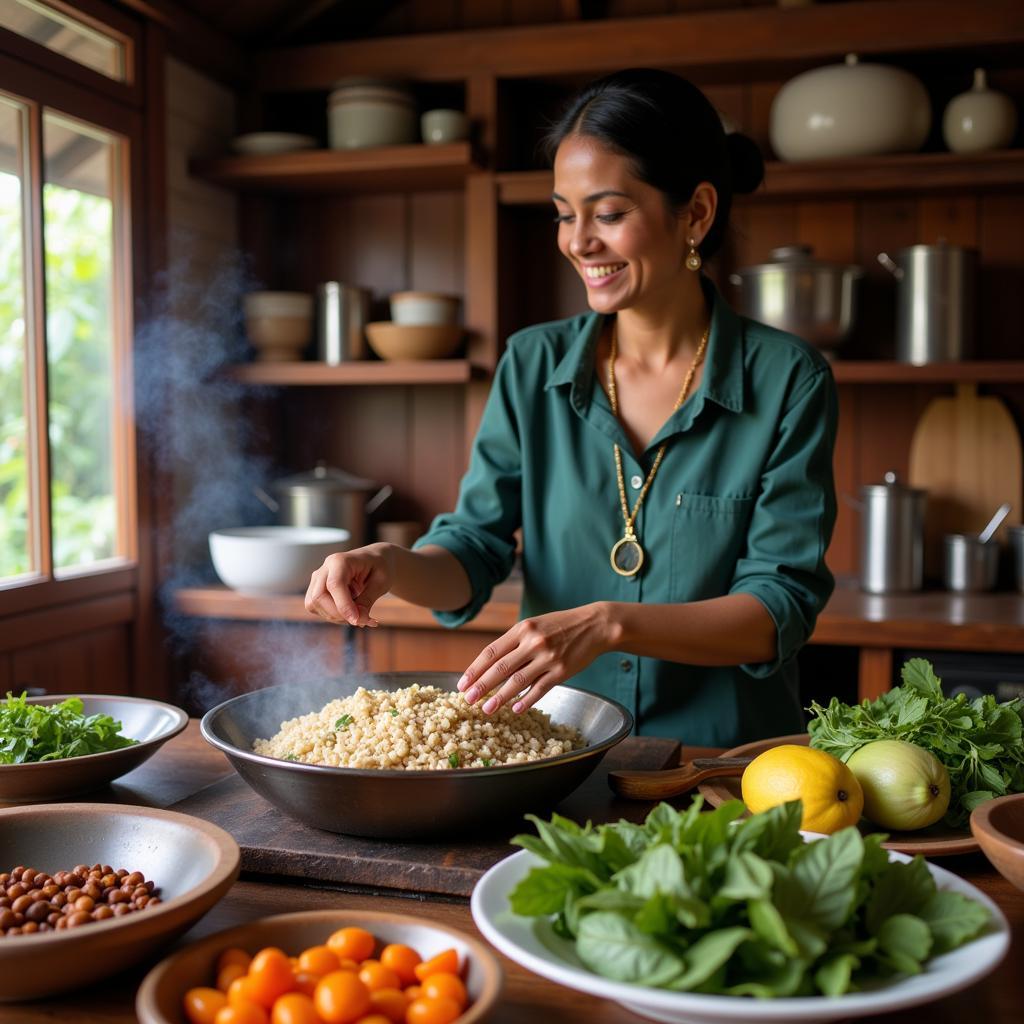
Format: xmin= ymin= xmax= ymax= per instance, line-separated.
xmin=304 ymin=543 xmax=393 ymax=627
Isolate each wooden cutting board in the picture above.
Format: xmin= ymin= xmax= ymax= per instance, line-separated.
xmin=169 ymin=736 xmax=679 ymax=898
xmin=908 ymin=383 xmax=1022 ymax=580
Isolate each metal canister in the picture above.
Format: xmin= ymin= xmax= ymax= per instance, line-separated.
xmin=859 ymin=471 xmax=927 ymax=593
xmin=315 ymin=282 xmax=370 ymax=363
xmin=943 ymin=534 xmax=999 ymax=592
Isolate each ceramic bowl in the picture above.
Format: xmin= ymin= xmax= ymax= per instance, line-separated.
xmin=971 ymin=793 xmax=1024 ymax=891
xmin=136 ymin=908 xmax=502 ymax=1024
xmin=389 ymin=290 xmax=460 ymax=326
xmin=0 ymin=694 xmax=188 ymax=803
xmin=0 ymin=803 xmax=239 ymax=1002
xmin=243 ymin=291 xmax=313 ymax=362
xmin=365 ymin=322 xmax=463 ymax=360
xmin=421 ymin=108 xmax=470 ymax=144
xmin=209 ymin=526 xmax=350 ymax=596
xmin=328 ymin=79 xmax=417 ymax=149
xmin=230 ymin=133 xmax=318 ymax=155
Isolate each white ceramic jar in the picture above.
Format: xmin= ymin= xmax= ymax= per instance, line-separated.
xmin=943 ymin=69 xmax=1018 ymax=154
xmin=327 ymin=78 xmax=417 ymax=150
xmin=770 ymin=54 xmax=931 ymax=161
xmin=420 ymin=108 xmax=469 ymax=144
xmin=389 ymin=291 xmax=460 ymax=325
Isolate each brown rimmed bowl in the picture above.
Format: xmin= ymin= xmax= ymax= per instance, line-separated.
xmin=971 ymin=792 xmax=1024 ymax=891
xmin=136 ymin=908 xmax=503 ymax=1024
xmin=0 ymin=803 xmax=239 ymax=1001
xmin=0 ymin=694 xmax=189 ymax=803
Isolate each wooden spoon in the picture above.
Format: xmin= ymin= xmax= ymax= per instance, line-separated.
xmin=608 ymin=757 xmax=752 ymax=801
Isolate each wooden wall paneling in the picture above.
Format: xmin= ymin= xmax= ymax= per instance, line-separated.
xmin=388 ymin=628 xmax=502 ymax=672
xmin=0 ymin=653 xmax=11 ymax=693
xmin=409 ymin=0 xmax=460 ymax=33
xmin=829 ymin=386 xmax=859 ymax=577
xmin=728 ymin=200 xmax=798 ymax=273
xmin=701 ymin=83 xmax=746 ymax=135
xmin=746 ymin=80 xmax=780 ymax=157
xmin=460 ymin=0 xmax=508 ymax=30
xmin=10 ymin=624 xmax=132 ymax=696
xmin=796 ymin=201 xmax=857 ymax=263
xmin=979 ymin=194 xmax=1024 ymax=360
xmin=504 ymin=0 xmax=563 ymax=26
xmin=410 ymin=191 xmax=464 ymax=296
xmin=917 ymin=196 xmax=979 ymax=248
xmin=410 ymin=385 xmax=465 ymax=525
xmin=465 ymin=173 xmax=499 ymax=371
xmin=467 ymin=73 xmax=498 ymax=168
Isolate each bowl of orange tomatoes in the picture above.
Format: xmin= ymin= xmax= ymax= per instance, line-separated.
xmin=135 ymin=908 xmax=502 ymax=1024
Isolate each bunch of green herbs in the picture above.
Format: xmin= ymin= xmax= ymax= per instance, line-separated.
xmin=808 ymin=658 xmax=1024 ymax=827
xmin=0 ymin=693 xmax=137 ymax=764
xmin=509 ymin=798 xmax=988 ymax=997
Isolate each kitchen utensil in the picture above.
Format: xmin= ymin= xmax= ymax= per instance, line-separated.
xmin=0 ymin=803 xmax=239 ymax=1002
xmin=943 ymin=68 xmax=1018 ymax=153
xmin=366 ymin=321 xmax=464 ymax=360
xmin=200 ymin=672 xmax=632 ymax=839
xmin=728 ymin=245 xmax=862 ymax=351
xmin=389 ymin=290 xmax=460 ymax=325
xmin=979 ymin=501 xmax=1012 ymax=544
xmin=328 ymin=77 xmax=417 ymax=150
xmin=971 ymin=793 xmax=1024 ymax=893
xmin=472 ymin=847 xmax=1008 ymax=1024
xmin=421 ymin=107 xmax=470 ymax=144
xmin=770 ymin=53 xmax=931 ymax=161
xmin=0 ymin=694 xmax=187 ymax=802
xmin=1009 ymin=525 xmax=1024 ymax=593
xmin=877 ymin=243 xmax=977 ymax=364
xmin=698 ymin=733 xmax=980 ymax=857
xmin=608 ymin=756 xmax=750 ymax=800
xmin=315 ymin=282 xmax=369 ymax=363
xmin=908 ymin=383 xmax=1023 ymax=579
xmin=272 ymin=462 xmax=391 ymax=545
xmin=242 ymin=291 xmax=313 ymax=362
xmin=943 ymin=533 xmax=999 ymax=592
xmin=137 ymin=909 xmax=503 ymax=1024
xmin=208 ymin=526 xmax=350 ymax=595
xmin=858 ymin=471 xmax=927 ymax=594
xmin=230 ymin=132 xmax=317 ymax=155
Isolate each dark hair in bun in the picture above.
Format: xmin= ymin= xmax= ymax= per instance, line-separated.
xmin=541 ymin=68 xmax=764 ymax=260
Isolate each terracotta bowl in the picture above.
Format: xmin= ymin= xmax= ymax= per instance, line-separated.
xmin=0 ymin=803 xmax=239 ymax=1001
xmin=136 ymin=908 xmax=503 ymax=1024
xmin=365 ymin=321 xmax=463 ymax=360
xmin=971 ymin=793 xmax=1024 ymax=891
xmin=0 ymin=694 xmax=188 ymax=803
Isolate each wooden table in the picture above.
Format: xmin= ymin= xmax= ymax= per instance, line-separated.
xmin=2 ymin=722 xmax=1021 ymax=1023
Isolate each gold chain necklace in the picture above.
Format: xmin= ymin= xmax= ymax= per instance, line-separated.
xmin=607 ymin=320 xmax=709 ymax=577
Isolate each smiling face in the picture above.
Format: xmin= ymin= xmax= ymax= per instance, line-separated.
xmin=552 ymin=134 xmax=692 ymax=316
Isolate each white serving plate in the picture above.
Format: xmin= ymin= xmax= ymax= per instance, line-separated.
xmin=471 ymin=846 xmax=1010 ymax=1024
xmin=231 ymin=132 xmax=317 ymax=155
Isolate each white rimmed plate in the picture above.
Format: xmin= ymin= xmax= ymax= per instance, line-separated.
xmin=471 ymin=846 xmax=1010 ymax=1024
xmin=230 ymin=132 xmax=318 ymax=155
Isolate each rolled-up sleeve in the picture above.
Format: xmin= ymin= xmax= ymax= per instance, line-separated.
xmin=729 ymin=366 xmax=838 ymax=677
xmin=413 ymin=347 xmax=523 ymax=627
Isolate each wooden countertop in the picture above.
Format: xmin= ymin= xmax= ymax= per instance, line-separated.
xmin=1 ymin=722 xmax=1020 ymax=1022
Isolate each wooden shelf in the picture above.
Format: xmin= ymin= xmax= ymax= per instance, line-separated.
xmin=497 ymin=150 xmax=1024 ymax=206
xmin=225 ymin=360 xmax=474 ymax=386
xmin=191 ymin=142 xmax=477 ymax=193
xmin=830 ymin=361 xmax=1024 ymax=384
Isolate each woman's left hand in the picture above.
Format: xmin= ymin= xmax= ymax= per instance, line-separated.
xmin=457 ymin=602 xmax=616 ymax=714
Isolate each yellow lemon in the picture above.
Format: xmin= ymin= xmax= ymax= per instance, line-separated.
xmin=740 ymin=744 xmax=864 ymax=834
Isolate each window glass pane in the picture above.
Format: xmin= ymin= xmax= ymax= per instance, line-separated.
xmin=43 ymin=112 xmax=122 ymax=572
xmin=0 ymin=97 xmax=33 ymax=581
xmin=0 ymin=0 xmax=127 ymax=82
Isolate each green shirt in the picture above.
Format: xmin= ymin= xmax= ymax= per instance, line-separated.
xmin=415 ymin=284 xmax=838 ymax=746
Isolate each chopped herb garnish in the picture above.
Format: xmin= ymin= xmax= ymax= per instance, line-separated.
xmin=482 ymin=758 xmax=493 ymax=767
xmin=389 ymin=709 xmax=399 ymax=717
xmin=284 ymin=753 xmax=298 ymax=762
xmin=448 ymin=752 xmax=460 ymax=768
xmin=335 ymin=714 xmax=353 ymax=730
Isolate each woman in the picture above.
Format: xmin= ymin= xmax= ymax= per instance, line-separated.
xmin=306 ymin=68 xmax=837 ymax=746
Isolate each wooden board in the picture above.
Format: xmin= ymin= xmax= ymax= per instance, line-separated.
xmin=170 ymin=736 xmax=680 ymax=898
xmin=909 ymin=383 xmax=1023 ymax=580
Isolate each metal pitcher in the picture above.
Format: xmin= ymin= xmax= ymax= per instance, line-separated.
xmin=877 ymin=243 xmax=977 ymax=364
xmin=859 ymin=471 xmax=927 ymax=593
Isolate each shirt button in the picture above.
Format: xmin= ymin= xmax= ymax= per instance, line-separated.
xmin=620 ymin=658 xmax=632 ymax=672
xmin=630 ymin=474 xmax=643 ymax=489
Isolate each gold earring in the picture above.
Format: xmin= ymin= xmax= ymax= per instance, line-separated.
xmin=686 ymin=238 xmax=702 ymax=272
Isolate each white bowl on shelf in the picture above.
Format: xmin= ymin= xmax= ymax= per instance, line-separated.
xmin=243 ymin=291 xmax=313 ymax=362
xmin=209 ymin=526 xmax=350 ymax=595
xmin=231 ymin=132 xmax=318 ymax=155
xmin=390 ymin=290 xmax=461 ymax=325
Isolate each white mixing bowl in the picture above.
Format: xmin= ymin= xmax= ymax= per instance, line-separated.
xmin=209 ymin=526 xmax=351 ymax=595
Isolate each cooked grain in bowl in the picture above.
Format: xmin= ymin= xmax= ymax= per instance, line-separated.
xmin=252 ymin=684 xmax=585 ymax=770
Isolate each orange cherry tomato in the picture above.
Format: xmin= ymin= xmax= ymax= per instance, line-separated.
xmin=314 ymin=970 xmax=372 ymax=1024
xmin=413 ymin=950 xmax=459 ymax=984
xmin=379 ymin=944 xmax=422 ymax=987
xmin=183 ymin=987 xmax=228 ymax=1024
xmin=402 ymin=986 xmax=422 ymax=1002
xmin=358 ymin=960 xmax=401 ymax=992
xmin=218 ymin=948 xmax=254 ymax=974
xmin=353 ymin=1016 xmax=394 ymax=1024
xmin=227 ymin=975 xmax=267 ymax=1009
xmin=298 ymin=944 xmax=341 ymax=977
xmin=405 ymin=995 xmax=462 ymax=1024
xmin=367 ymin=987 xmax=408 ymax=1024
xmin=327 ymin=927 xmax=376 ymax=963
xmin=218 ymin=963 xmax=248 ymax=992
xmin=214 ymin=1003 xmax=269 ymax=1024
xmin=270 ymin=992 xmax=320 ymax=1024
xmin=247 ymin=948 xmax=296 ymax=1008
xmin=292 ymin=971 xmax=320 ymax=998
xmin=419 ymin=974 xmax=467 ymax=1010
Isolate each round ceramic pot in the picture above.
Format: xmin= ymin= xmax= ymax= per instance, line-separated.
xmin=770 ymin=53 xmax=931 ymax=161
xmin=943 ymin=68 xmax=1018 ymax=153
xmin=328 ymin=78 xmax=417 ymax=149
xmin=420 ymin=108 xmax=469 ymax=144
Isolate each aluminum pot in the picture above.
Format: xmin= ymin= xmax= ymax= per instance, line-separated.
xmin=858 ymin=471 xmax=927 ymax=594
xmin=271 ymin=462 xmax=391 ymax=547
xmin=729 ymin=245 xmax=862 ymax=351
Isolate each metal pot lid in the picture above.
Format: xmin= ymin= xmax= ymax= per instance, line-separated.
xmin=860 ymin=470 xmax=927 ymax=497
xmin=274 ymin=461 xmax=377 ymax=494
xmin=734 ymin=244 xmax=863 ymax=276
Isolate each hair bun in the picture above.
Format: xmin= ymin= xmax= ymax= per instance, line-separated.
xmin=726 ymin=132 xmax=765 ymax=195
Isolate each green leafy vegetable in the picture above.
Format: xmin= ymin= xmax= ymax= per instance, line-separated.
xmin=509 ymin=798 xmax=988 ymax=998
xmin=334 ymin=714 xmax=353 ymax=730
xmin=482 ymin=758 xmax=493 ymax=767
xmin=389 ymin=709 xmax=399 ymax=717
xmin=808 ymin=657 xmax=1024 ymax=826
xmin=448 ymin=752 xmax=460 ymax=768
xmin=0 ymin=692 xmax=137 ymax=764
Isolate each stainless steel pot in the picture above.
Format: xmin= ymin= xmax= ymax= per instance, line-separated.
xmin=858 ymin=471 xmax=927 ymax=594
xmin=729 ymin=245 xmax=863 ymax=351
xmin=272 ymin=462 xmax=391 ymax=547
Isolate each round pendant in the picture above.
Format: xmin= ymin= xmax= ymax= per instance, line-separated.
xmin=610 ymin=536 xmax=644 ymax=577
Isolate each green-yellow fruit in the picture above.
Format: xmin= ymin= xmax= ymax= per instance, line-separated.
xmin=846 ymin=739 xmax=951 ymax=831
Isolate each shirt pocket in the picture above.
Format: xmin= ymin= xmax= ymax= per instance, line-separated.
xmin=670 ymin=491 xmax=756 ymax=602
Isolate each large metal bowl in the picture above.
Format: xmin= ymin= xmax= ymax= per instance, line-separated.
xmin=200 ymin=672 xmax=632 ymax=839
